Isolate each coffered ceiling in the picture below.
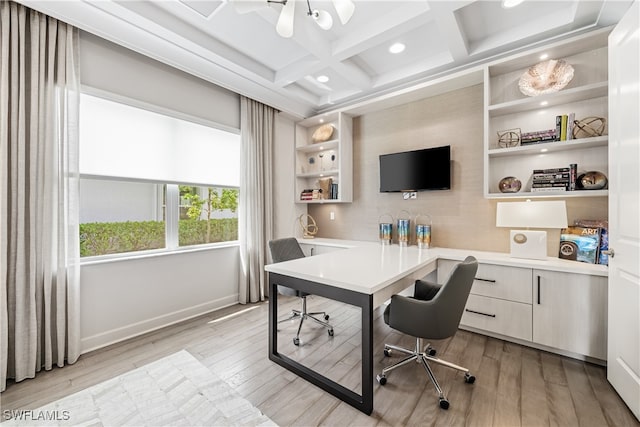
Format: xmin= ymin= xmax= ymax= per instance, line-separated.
xmin=18 ymin=0 xmax=634 ymax=118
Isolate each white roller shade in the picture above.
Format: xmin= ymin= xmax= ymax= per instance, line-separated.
xmin=80 ymin=94 xmax=239 ymax=187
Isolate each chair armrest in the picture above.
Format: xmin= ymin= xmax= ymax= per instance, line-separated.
xmin=386 ymin=294 xmax=442 ymax=339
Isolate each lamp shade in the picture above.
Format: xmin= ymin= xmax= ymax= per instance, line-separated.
xmin=496 ymin=201 xmax=568 ymax=229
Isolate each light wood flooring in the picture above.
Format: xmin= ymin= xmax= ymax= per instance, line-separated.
xmin=2 ymin=296 xmax=638 ymax=427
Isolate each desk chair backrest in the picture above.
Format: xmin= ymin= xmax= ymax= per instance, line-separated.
xmin=268 ymin=238 xmax=306 ymax=297
xmin=269 ymin=237 xmax=305 ymax=263
xmin=427 ymin=255 xmax=478 ymax=338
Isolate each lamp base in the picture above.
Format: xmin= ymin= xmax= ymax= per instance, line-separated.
xmin=510 ymin=230 xmax=548 ymax=260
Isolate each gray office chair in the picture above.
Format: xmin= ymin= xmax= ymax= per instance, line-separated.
xmin=268 ymin=238 xmax=334 ymax=346
xmin=376 ymin=256 xmax=479 ymax=409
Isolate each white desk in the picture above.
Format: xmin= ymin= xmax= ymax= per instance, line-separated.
xmin=265 ymin=244 xmax=439 ymax=415
xmin=265 ymin=241 xmax=608 ymax=414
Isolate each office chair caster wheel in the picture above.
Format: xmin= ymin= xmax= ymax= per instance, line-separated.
xmin=328 ymin=328 xmax=334 ymax=336
xmin=439 ymin=398 xmax=450 ymax=410
xmin=464 ymin=373 xmax=475 ymax=384
xmin=324 ymin=314 xmax=330 ymax=320
xmin=376 ymin=374 xmax=387 ymax=385
xmin=383 ymin=348 xmax=392 ymax=357
xmin=293 ymin=337 xmax=300 ymax=346
xmin=427 ymin=348 xmax=437 ymax=356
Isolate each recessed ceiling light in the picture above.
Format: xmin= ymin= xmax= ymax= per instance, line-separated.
xmin=317 ymin=75 xmax=329 ymax=83
xmin=540 ymin=148 xmax=548 ymax=153
xmin=502 ymin=0 xmax=525 ymax=8
xmin=389 ymin=42 xmax=405 ymax=54
xmin=540 ymin=101 xmax=548 ymax=106
xmin=539 ymin=53 xmax=549 ymax=60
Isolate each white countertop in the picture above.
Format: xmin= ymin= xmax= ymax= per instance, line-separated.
xmin=265 ymin=239 xmax=608 ymax=294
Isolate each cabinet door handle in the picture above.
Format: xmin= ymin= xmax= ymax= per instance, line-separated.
xmin=474 ymin=277 xmax=496 ymax=283
xmin=465 ymin=309 xmax=496 ymax=318
xmin=310 ymin=247 xmax=314 ymax=256
xmin=537 ymin=276 xmax=541 ymax=304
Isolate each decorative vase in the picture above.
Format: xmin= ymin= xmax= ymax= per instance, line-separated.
xmin=498 ymin=177 xmax=522 ymax=193
xmin=577 ymin=171 xmax=607 ymax=190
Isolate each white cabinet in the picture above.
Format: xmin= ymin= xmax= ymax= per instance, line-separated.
xmin=484 ymin=28 xmax=610 ymax=199
xmin=438 ymin=259 xmax=607 ymax=361
xmin=438 ymin=260 xmax=533 ymax=342
xmin=295 ymin=112 xmax=352 ymax=203
xmin=532 ymin=269 xmax=608 ymax=360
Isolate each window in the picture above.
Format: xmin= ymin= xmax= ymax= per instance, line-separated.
xmin=79 ymin=93 xmax=240 ymax=257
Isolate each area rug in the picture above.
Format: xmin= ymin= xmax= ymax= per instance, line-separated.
xmin=3 ymin=350 xmax=276 ymax=426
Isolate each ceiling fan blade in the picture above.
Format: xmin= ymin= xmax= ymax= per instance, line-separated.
xmin=332 ymin=0 xmax=354 ymax=25
xmin=232 ymin=0 xmax=268 ymax=14
xmin=276 ymin=0 xmax=295 ymax=38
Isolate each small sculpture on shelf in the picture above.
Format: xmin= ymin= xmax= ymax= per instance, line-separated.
xmin=498 ymin=176 xmax=522 ymax=193
xmin=497 ymin=128 xmax=521 ymax=148
xmin=577 ymin=171 xmax=607 ymax=190
xmin=572 ymin=117 xmax=606 ymax=139
xmin=299 ymin=214 xmax=318 ymax=239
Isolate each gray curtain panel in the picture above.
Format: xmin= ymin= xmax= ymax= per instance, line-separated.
xmin=238 ymin=97 xmax=275 ymax=304
xmin=0 ymin=1 xmax=81 ymax=391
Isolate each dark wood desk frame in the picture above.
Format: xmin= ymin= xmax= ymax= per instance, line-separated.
xmin=268 ymin=272 xmax=374 ymax=415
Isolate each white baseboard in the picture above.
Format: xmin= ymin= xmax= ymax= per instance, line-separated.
xmin=80 ymin=294 xmax=239 ymax=354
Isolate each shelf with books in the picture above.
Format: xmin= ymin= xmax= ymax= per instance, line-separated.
xmin=484 ymin=29 xmax=610 ymax=200
xmin=487 ymin=136 xmax=608 ymax=158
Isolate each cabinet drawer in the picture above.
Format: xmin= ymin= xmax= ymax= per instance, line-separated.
xmin=461 ymin=294 xmax=532 ymax=341
xmin=438 ymin=259 xmax=532 ymax=304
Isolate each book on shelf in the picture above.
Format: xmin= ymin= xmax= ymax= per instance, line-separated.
xmin=533 ymin=167 xmax=571 ymax=174
xmin=559 ymin=226 xmax=601 ymax=264
xmin=553 ymin=113 xmax=576 ymax=141
xmin=574 ymin=219 xmax=609 ymax=266
xmin=329 ymin=183 xmax=338 ymax=199
xmin=567 ymin=113 xmax=575 ymax=140
xmin=532 ymin=172 xmax=570 ymax=180
xmin=569 ymin=163 xmax=577 ymax=190
xmin=531 ymin=187 xmax=567 ymax=192
xmin=521 ymin=129 xmax=557 ymax=144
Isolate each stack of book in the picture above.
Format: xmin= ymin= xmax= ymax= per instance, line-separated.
xmin=521 ymin=129 xmax=557 ymax=145
xmin=300 ymin=189 xmax=321 ymax=200
xmin=531 ymin=167 xmax=571 ymax=192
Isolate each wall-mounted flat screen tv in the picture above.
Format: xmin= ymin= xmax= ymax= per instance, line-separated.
xmin=379 ymin=145 xmax=451 ymax=192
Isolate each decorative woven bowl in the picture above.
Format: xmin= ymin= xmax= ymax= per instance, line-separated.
xmin=518 ymin=59 xmax=574 ymax=97
xmin=311 ymin=124 xmax=335 ymax=143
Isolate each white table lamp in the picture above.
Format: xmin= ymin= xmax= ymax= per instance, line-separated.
xmin=496 ymin=200 xmax=568 ymax=260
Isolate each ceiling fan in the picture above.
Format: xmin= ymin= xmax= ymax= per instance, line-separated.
xmin=233 ymin=0 xmax=355 ymax=38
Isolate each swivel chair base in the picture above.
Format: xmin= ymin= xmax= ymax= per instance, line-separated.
xmin=278 ymin=295 xmax=334 ymax=345
xmin=376 ymin=337 xmax=475 ymax=409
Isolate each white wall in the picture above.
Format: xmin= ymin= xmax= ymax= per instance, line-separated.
xmin=80 ymin=246 xmax=239 ymax=353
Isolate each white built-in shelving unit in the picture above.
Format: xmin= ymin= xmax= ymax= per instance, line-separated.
xmin=484 ymin=28 xmax=610 ymax=199
xmin=294 ymin=112 xmax=353 ymax=204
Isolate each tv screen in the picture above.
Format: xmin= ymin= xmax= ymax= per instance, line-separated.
xmin=379 ymin=145 xmax=451 ymax=192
